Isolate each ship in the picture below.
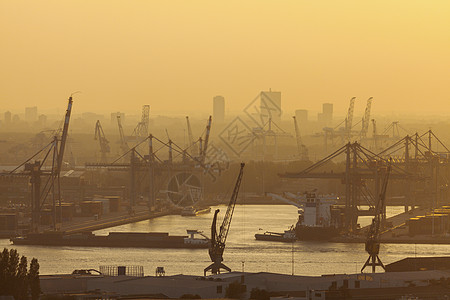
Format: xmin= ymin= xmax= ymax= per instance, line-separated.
xmin=181 ymin=206 xmax=211 ymax=217
xmin=11 ymin=230 xmax=209 ymax=249
xmin=269 ymin=192 xmax=342 ymax=241
xmin=255 ymin=228 xmax=296 ymax=242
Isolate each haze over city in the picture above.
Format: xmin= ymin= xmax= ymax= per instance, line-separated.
xmin=1 ymin=1 xmax=450 ymax=115
xmin=3 ymin=1 xmax=450 ymax=299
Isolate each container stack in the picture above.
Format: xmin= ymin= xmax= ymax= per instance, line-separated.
xmin=80 ymin=201 xmax=103 ymax=217
xmin=408 ymin=209 xmax=450 ymax=236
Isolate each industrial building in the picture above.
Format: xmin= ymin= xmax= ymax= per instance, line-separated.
xmin=39 ymin=269 xmax=450 ymax=300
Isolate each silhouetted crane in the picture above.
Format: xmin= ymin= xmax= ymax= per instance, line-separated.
xmin=361 ymin=160 xmax=392 ymax=273
xmin=117 ymin=115 xmax=129 ymax=154
xmin=360 ymin=97 xmax=373 ymax=138
xmin=94 ymin=120 xmax=110 ymax=163
xmin=293 ymin=116 xmax=308 ymax=160
xmin=204 ymin=163 xmax=245 ymax=276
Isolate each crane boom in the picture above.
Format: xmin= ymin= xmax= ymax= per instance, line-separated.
xmin=94 ymin=120 xmax=110 ymax=163
xmin=202 ymin=116 xmax=212 ymax=162
xmin=57 ymin=96 xmax=73 ymax=172
xmin=361 ymin=97 xmax=373 ymax=138
xmin=204 ymin=163 xmax=245 ymax=276
xmin=117 ymin=115 xmax=129 ymax=153
xmin=345 ymin=97 xmax=356 ymax=138
xmin=186 ymin=116 xmax=195 ymax=155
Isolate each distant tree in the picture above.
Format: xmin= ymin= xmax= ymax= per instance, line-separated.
xmin=0 ymin=248 xmax=10 ymax=295
xmin=28 ymin=258 xmax=40 ymax=300
xmin=0 ymin=248 xmax=40 ymax=300
xmin=16 ymin=256 xmax=28 ymax=300
xmin=7 ymin=249 xmax=19 ymax=296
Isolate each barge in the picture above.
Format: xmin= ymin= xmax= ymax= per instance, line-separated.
xmin=11 ymin=230 xmax=209 ymax=249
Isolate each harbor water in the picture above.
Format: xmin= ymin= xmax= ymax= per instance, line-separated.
xmin=1 ymin=205 xmax=449 ymax=276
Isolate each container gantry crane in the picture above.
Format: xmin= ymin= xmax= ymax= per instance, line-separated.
xmin=361 ymin=160 xmax=392 ymax=273
xmin=94 ymin=120 xmax=110 ymax=163
xmin=204 ymin=163 xmax=245 ymax=276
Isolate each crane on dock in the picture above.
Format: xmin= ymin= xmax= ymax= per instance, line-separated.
xmin=94 ymin=120 xmax=110 ymax=163
xmin=204 ymin=163 xmax=245 ymax=276
xmin=186 ymin=116 xmax=196 ymax=156
xmin=361 ymin=160 xmax=392 ymax=273
xmin=293 ymin=116 xmax=308 ymax=160
xmin=345 ymin=97 xmax=356 ymax=140
xmin=132 ymin=105 xmax=150 ymax=138
xmin=117 ymin=115 xmax=129 ymax=154
xmin=360 ymin=97 xmax=373 ymax=139
xmin=201 ymin=116 xmax=212 ymax=163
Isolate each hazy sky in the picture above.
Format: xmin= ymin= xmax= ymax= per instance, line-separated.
xmin=1 ymin=1 xmax=449 ymax=116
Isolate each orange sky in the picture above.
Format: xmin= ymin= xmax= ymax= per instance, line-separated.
xmin=1 ymin=1 xmax=449 ymax=116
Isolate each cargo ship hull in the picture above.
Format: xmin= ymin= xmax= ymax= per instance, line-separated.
xmin=11 ymin=232 xmax=209 ymax=249
xmin=295 ymin=225 xmax=339 ymax=241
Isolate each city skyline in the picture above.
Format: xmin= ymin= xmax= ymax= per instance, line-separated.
xmin=1 ymin=1 xmax=450 ymax=115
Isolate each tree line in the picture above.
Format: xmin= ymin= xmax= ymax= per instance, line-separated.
xmin=0 ymin=248 xmax=40 ymax=300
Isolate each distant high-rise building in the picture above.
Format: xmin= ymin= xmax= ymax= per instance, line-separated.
xmin=318 ymin=103 xmax=333 ymax=124
xmin=38 ymin=114 xmax=47 ymax=127
xmin=261 ymin=89 xmax=281 ymax=123
xmin=12 ymin=114 xmax=20 ymax=123
xmin=25 ymin=106 xmax=38 ymax=122
xmin=4 ymin=111 xmax=11 ymax=125
xmin=295 ymin=109 xmax=308 ymax=123
xmin=213 ymin=95 xmax=225 ymax=123
xmin=111 ymin=112 xmax=125 ymax=126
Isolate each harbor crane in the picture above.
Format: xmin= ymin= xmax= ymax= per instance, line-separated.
xmin=185 ymin=115 xmax=213 ymax=163
xmin=361 ymin=160 xmax=392 ymax=273
xmin=186 ymin=116 xmax=197 ymax=156
xmin=132 ymin=105 xmax=150 ymax=138
xmin=94 ymin=120 xmax=110 ymax=163
xmin=293 ymin=116 xmax=308 ymax=160
xmin=201 ymin=116 xmax=212 ymax=163
xmin=5 ymin=95 xmax=75 ymax=232
xmin=360 ymin=97 xmax=373 ymax=138
xmin=117 ymin=115 xmax=129 ymax=154
xmin=204 ymin=163 xmax=245 ymax=276
xmin=345 ymin=97 xmax=356 ymax=140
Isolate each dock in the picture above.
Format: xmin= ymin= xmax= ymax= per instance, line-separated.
xmin=59 ymin=207 xmax=176 ymax=234
xmin=332 ymin=206 xmax=450 ymax=244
